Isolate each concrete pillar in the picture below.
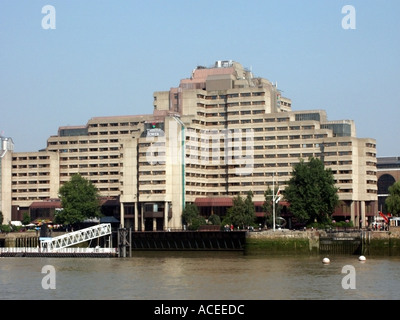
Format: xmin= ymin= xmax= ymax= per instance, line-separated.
xmin=361 ymin=201 xmax=366 ymax=228
xmin=153 ymin=218 xmax=157 ymax=231
xmin=141 ymin=204 xmax=145 ymax=231
xmin=350 ymin=201 xmax=355 ymax=225
xmin=134 ymin=202 xmax=138 ymax=231
xmin=120 ymin=202 xmax=125 ymax=228
xmin=164 ymin=201 xmax=169 ymax=230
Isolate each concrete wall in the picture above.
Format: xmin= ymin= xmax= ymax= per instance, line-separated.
xmin=0 ymin=151 xmax=12 ymax=223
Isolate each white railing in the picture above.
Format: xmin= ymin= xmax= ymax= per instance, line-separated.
xmin=40 ymin=223 xmax=112 ymax=252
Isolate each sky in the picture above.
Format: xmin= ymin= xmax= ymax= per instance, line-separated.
xmin=0 ymin=0 xmax=399 ymax=156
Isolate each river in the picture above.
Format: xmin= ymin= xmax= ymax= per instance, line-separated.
xmin=1 ymin=251 xmax=399 ymax=301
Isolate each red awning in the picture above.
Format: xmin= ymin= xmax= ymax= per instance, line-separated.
xmin=195 ymin=197 xmax=233 ymax=207
xmin=30 ymin=200 xmax=62 ymax=209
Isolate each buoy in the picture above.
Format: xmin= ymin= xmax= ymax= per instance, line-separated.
xmin=359 ymin=255 xmax=366 ymax=262
xmin=322 ymin=257 xmax=330 ymax=264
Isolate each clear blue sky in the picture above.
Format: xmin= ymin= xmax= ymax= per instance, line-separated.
xmin=1 ymin=0 xmax=399 ymax=156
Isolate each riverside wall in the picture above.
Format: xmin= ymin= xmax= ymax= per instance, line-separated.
xmin=245 ymin=227 xmax=400 ymax=256
xmin=363 ymin=227 xmax=400 ymax=256
xmin=0 ymin=231 xmax=65 ymax=248
xmin=245 ymin=229 xmax=319 ymax=255
xmin=2 ymin=228 xmax=400 ymax=256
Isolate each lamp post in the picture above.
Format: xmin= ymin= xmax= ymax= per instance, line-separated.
xmin=273 ymin=173 xmax=275 ymax=232
xmin=270 ymin=173 xmax=281 ymax=232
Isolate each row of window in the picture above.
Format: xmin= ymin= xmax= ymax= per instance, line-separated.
xmin=197 ymin=92 xmax=266 ymax=100
xmin=61 ymin=171 xmax=120 ymax=176
xmin=12 ymin=172 xmax=50 ymax=177
xmin=49 ymin=139 xmax=119 ymax=145
xmin=89 ymin=121 xmax=141 ymax=128
xmin=185 ymin=191 xmax=266 ymax=196
xmin=12 ymin=181 xmax=49 ymax=185
xmin=12 ymin=164 xmax=49 ymax=169
xmin=12 ymin=156 xmax=50 ymax=161
xmin=185 ymin=145 xmax=350 ymax=153
xmin=59 ymin=163 xmax=119 ymax=169
xmin=197 ymin=109 xmax=266 ymax=117
xmin=197 ymin=101 xmax=267 ymax=108
xmin=12 ymin=188 xmax=50 ymax=193
xmin=139 ymin=190 xmax=166 ymax=195
xmin=139 ymin=171 xmax=166 ymax=176
xmin=12 ymin=196 xmax=49 ymax=201
xmin=86 ymin=130 xmax=133 ymax=136
xmin=61 ymin=155 xmax=119 ymax=161
xmin=58 ymin=147 xmax=120 ymax=153
xmin=139 ymin=180 xmax=166 ymax=185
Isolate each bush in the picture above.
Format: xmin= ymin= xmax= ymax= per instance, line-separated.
xmin=188 ymin=216 xmax=207 ymax=230
xmin=208 ymin=214 xmax=221 ymax=226
xmin=0 ymin=225 xmax=12 ymax=233
xmin=307 ymin=220 xmax=354 ymax=229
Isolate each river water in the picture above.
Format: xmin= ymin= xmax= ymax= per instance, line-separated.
xmin=1 ymin=251 xmax=399 ymax=301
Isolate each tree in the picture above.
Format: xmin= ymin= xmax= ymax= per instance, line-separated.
xmin=182 ymin=203 xmax=206 ymax=230
xmin=284 ymin=157 xmax=339 ymax=225
xmin=225 ymin=191 xmax=256 ymax=228
xmin=56 ymin=174 xmax=102 ymax=226
xmin=385 ymin=181 xmax=400 ymax=216
xmin=208 ymin=214 xmax=221 ymax=226
xmin=0 ymin=211 xmax=3 ymax=225
xmin=22 ymin=212 xmax=30 ymax=225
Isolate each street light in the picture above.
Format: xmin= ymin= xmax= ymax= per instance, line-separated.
xmin=268 ymin=173 xmax=281 ymax=232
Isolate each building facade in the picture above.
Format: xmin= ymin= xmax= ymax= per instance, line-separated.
xmin=377 ymin=157 xmax=400 ymax=214
xmin=1 ymin=61 xmax=378 ymax=229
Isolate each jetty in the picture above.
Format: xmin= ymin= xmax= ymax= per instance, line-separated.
xmin=0 ymin=223 xmax=116 ymax=258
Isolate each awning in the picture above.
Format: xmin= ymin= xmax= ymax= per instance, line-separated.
xmin=100 ymin=216 xmax=120 ymax=224
xmin=195 ymin=197 xmax=233 ymax=207
xmin=30 ymin=201 xmax=62 ymax=209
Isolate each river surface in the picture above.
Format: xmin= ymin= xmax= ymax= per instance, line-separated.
xmin=1 ymin=251 xmax=399 ymax=300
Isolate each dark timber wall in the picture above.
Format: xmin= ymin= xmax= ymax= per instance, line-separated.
xmin=130 ymin=231 xmax=247 ymax=251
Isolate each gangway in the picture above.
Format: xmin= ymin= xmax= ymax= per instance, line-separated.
xmin=40 ymin=223 xmax=112 ymax=252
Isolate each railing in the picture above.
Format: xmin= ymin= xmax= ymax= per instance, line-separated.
xmin=40 ymin=223 xmax=112 ymax=252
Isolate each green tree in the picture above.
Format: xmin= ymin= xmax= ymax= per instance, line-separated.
xmin=225 ymin=191 xmax=256 ymax=228
xmin=56 ymin=174 xmax=102 ymax=226
xmin=385 ymin=181 xmax=400 ymax=216
xmin=284 ymin=157 xmax=339 ymax=225
xmin=182 ymin=203 xmax=199 ymax=225
xmin=208 ymin=214 xmax=221 ymax=226
xmin=22 ymin=212 xmax=30 ymax=225
xmin=0 ymin=210 xmax=3 ymax=225
xmin=182 ymin=203 xmax=206 ymax=230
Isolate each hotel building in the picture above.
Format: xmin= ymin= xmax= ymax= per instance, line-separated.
xmin=377 ymin=157 xmax=400 ymax=213
xmin=0 ymin=61 xmax=378 ymax=229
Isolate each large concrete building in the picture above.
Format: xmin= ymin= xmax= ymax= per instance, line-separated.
xmin=377 ymin=156 xmax=400 ymax=213
xmin=0 ymin=60 xmax=378 ymax=229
